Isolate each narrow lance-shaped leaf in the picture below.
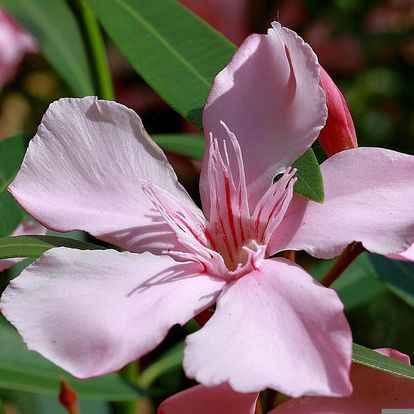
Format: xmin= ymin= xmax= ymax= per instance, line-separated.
xmin=0 ymin=235 xmax=104 ymax=260
xmin=370 ymin=255 xmax=414 ymax=308
xmin=87 ymin=0 xmax=234 ymax=129
xmin=0 ymin=0 xmax=94 ymax=96
xmin=353 ymin=343 xmax=414 ymax=381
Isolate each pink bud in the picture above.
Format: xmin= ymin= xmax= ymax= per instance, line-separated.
xmin=318 ymin=67 xmax=358 ymax=156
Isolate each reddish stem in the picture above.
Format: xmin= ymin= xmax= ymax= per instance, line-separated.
xmin=320 ymin=242 xmax=365 ymax=287
xmin=194 ymin=308 xmax=214 ymax=326
xmin=283 ymin=250 xmax=296 ymax=262
xmin=255 ymin=399 xmax=263 ymax=414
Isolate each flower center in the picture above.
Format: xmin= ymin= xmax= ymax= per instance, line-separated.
xmin=202 ymin=123 xmax=296 ymax=277
xmin=143 ymin=123 xmax=296 ymax=280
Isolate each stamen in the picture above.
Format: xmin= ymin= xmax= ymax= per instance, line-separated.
xmin=142 ymin=123 xmax=296 ymax=281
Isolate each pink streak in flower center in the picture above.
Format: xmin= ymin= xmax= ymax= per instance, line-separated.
xmin=143 ymin=122 xmax=296 ymax=281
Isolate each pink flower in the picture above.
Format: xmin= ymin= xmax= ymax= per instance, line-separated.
xmin=158 ymin=349 xmax=414 ymax=414
xmin=1 ymin=22 xmax=413 ymax=397
xmin=0 ymin=8 xmax=36 ymax=89
xmin=0 ymin=221 xmax=45 ymax=272
xmin=318 ymin=67 xmax=358 ymax=156
xmin=158 ymin=383 xmax=258 ymax=414
xmin=274 ymin=348 xmax=414 ymax=413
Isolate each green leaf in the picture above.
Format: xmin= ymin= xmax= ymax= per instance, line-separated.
xmin=88 ymin=0 xmax=324 ymax=201
xmin=370 ymin=255 xmax=414 ymax=307
xmin=0 ymin=135 xmax=27 ymax=237
xmin=0 ymin=135 xmax=27 ymax=191
xmin=353 ymin=343 xmax=414 ymax=380
xmin=0 ymin=235 xmax=104 ymax=260
xmin=312 ymin=253 xmax=414 ymax=358
xmin=292 ymin=148 xmax=325 ymax=203
xmin=312 ymin=253 xmax=384 ymax=310
xmin=86 ymin=0 xmax=235 ymax=130
xmin=0 ymin=194 xmax=23 ymax=238
xmin=152 ymin=134 xmax=204 ymax=159
xmin=0 ymin=0 xmax=94 ymax=96
xmin=0 ymin=320 xmax=145 ymax=400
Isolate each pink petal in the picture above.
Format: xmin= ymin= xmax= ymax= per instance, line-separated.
xmin=375 ymin=348 xmax=411 ymax=364
xmin=183 ymin=258 xmax=352 ymax=397
xmin=269 ymin=148 xmax=414 ymax=258
xmin=158 ymin=384 xmax=258 ymax=414
xmin=9 ymin=97 xmax=199 ymax=254
xmin=271 ymin=349 xmax=414 ymax=413
xmin=0 ymin=248 xmax=224 ymax=378
xmin=201 ymin=22 xmax=326 ymax=214
xmin=388 ymin=244 xmax=414 ymax=262
xmin=0 ymin=220 xmax=45 ymax=272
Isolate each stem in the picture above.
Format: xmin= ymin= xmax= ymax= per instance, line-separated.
xmin=71 ymin=0 xmax=115 ymax=100
xmin=283 ymin=250 xmax=296 ymax=262
xmin=261 ymin=389 xmax=277 ymax=413
xmin=320 ymin=242 xmax=365 ymax=287
xmin=115 ymin=363 xmax=141 ymax=414
xmin=254 ymin=399 xmax=263 ymax=414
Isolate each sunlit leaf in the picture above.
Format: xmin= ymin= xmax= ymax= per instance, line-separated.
xmin=292 ymin=149 xmax=325 ymax=203
xmin=87 ymin=0 xmax=234 ymax=129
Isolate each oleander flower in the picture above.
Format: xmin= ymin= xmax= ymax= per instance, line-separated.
xmin=274 ymin=348 xmax=414 ymax=413
xmin=158 ymin=349 xmax=414 ymax=414
xmin=1 ymin=22 xmax=413 ymax=398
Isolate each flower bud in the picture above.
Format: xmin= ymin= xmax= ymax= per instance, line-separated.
xmin=318 ymin=67 xmax=358 ymax=156
xmin=59 ymin=378 xmax=79 ymax=414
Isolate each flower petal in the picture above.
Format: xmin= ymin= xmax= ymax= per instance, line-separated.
xmin=375 ymin=348 xmax=411 ymax=364
xmin=388 ymin=244 xmax=414 ymax=262
xmin=183 ymin=258 xmax=352 ymax=397
xmin=201 ymin=22 xmax=326 ymax=213
xmin=0 ymin=220 xmax=45 ymax=272
xmin=0 ymin=248 xmax=224 ymax=378
xmin=269 ymin=148 xmax=414 ymax=258
xmin=271 ymin=349 xmax=414 ymax=413
xmin=9 ymin=97 xmax=198 ymax=254
xmin=158 ymin=384 xmax=258 ymax=414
